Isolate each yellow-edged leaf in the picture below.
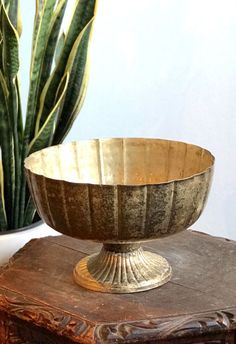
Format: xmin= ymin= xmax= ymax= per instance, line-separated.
xmin=52 ymin=19 xmax=93 ymax=144
xmin=1 ymin=3 xmax=19 ymax=78
xmin=28 ymin=72 xmax=69 ymax=155
xmin=39 ymin=0 xmax=97 ymax=129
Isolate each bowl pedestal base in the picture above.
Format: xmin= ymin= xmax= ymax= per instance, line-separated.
xmin=73 ymin=243 xmax=172 ymax=293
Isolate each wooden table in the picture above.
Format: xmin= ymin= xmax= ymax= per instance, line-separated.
xmin=0 ymin=230 xmax=236 ymax=343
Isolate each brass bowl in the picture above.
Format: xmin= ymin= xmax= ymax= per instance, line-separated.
xmin=25 ymin=138 xmax=214 ymax=293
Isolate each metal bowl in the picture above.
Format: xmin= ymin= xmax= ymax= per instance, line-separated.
xmin=25 ymin=138 xmax=214 ymax=293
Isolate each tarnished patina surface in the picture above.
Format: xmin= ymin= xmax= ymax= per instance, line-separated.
xmin=25 ymin=138 xmax=214 ymax=293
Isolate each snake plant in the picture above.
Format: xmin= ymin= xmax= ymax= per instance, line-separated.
xmin=0 ymin=0 xmax=97 ymax=231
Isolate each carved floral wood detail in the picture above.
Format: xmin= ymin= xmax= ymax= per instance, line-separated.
xmin=0 ymin=287 xmax=235 ymax=343
xmin=0 ymin=288 xmax=95 ymax=343
xmin=94 ymin=310 xmax=236 ymax=343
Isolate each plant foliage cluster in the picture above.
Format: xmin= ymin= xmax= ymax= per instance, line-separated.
xmin=0 ymin=0 xmax=97 ymax=231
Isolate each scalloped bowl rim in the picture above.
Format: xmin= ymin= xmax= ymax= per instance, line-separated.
xmin=24 ymin=137 xmax=215 ymax=187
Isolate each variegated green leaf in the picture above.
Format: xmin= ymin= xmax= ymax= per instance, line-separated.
xmin=38 ymin=0 xmax=68 ymax=104
xmin=18 ymin=0 xmax=47 ymax=228
xmin=40 ymin=0 xmax=96 ymax=129
xmin=28 ymin=72 xmax=69 ymax=155
xmin=23 ymin=0 xmax=57 ymax=153
xmin=0 ymin=70 xmax=15 ymax=229
xmin=56 ymin=59 xmax=90 ymax=144
xmin=64 ymin=0 xmax=97 ymax=57
xmin=1 ymin=3 xmax=22 ymax=227
xmin=53 ymin=19 xmax=93 ymax=144
xmin=0 ymin=0 xmax=98 ymax=230
xmin=19 ymin=0 xmax=60 ymax=227
xmin=16 ymin=77 xmax=23 ymax=147
xmin=7 ymin=0 xmax=22 ymax=36
xmin=24 ymin=72 xmax=68 ymax=226
xmin=1 ymin=3 xmax=19 ymax=78
xmin=31 ymin=0 xmax=45 ymax=69
xmin=19 ymin=0 xmax=56 ymax=226
xmin=10 ymin=78 xmax=21 ymax=227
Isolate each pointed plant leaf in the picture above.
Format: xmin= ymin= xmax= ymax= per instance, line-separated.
xmin=40 ymin=0 xmax=97 ymax=128
xmin=10 ymin=78 xmax=21 ymax=228
xmin=53 ymin=68 xmax=88 ymax=144
xmin=71 ymin=56 xmax=90 ymax=116
xmin=28 ymin=72 xmax=69 ymax=155
xmin=34 ymin=35 xmax=69 ymax=135
xmin=63 ymin=58 xmax=90 ymax=135
xmin=21 ymin=1 xmax=58 ymax=226
xmin=34 ymin=63 xmax=57 ymax=134
xmin=7 ymin=0 xmax=22 ymax=36
xmin=31 ymin=0 xmax=45 ymax=72
xmin=64 ymin=0 xmax=97 ymax=59
xmin=1 ymin=4 xmax=21 ymax=227
xmin=1 ymin=3 xmax=19 ymax=78
xmin=23 ymin=0 xmax=57 ymax=154
xmin=30 ymin=0 xmax=57 ymax=80
xmin=0 ymin=70 xmax=15 ymax=228
xmin=16 ymin=77 xmax=23 ymax=147
xmin=38 ymin=0 xmax=68 ymax=101
xmin=18 ymin=0 xmax=47 ymax=227
xmin=53 ymin=19 xmax=93 ymax=144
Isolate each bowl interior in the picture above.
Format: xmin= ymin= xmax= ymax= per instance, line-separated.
xmin=25 ymin=138 xmax=214 ymax=185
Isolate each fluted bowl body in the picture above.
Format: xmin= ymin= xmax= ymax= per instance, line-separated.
xmin=25 ymin=138 xmax=214 ymax=243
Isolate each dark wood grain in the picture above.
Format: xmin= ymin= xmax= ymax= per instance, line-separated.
xmin=0 ymin=230 xmax=236 ymax=343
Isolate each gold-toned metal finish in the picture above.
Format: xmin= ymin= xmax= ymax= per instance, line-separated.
xmin=25 ymin=138 xmax=214 ymax=293
xmin=74 ymin=244 xmax=171 ymax=293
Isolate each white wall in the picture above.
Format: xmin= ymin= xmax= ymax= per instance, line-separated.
xmin=20 ymin=1 xmax=236 ymax=240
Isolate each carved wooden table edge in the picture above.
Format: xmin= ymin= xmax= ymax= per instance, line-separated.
xmin=94 ymin=308 xmax=236 ymax=343
xmin=0 ymin=232 xmax=236 ymax=343
xmin=0 ymin=282 xmax=236 ymax=344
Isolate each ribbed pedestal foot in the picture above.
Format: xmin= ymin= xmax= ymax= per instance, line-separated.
xmin=73 ymin=243 xmax=172 ymax=293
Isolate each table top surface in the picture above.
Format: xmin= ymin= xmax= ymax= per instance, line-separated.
xmin=0 ymin=230 xmax=236 ymax=343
